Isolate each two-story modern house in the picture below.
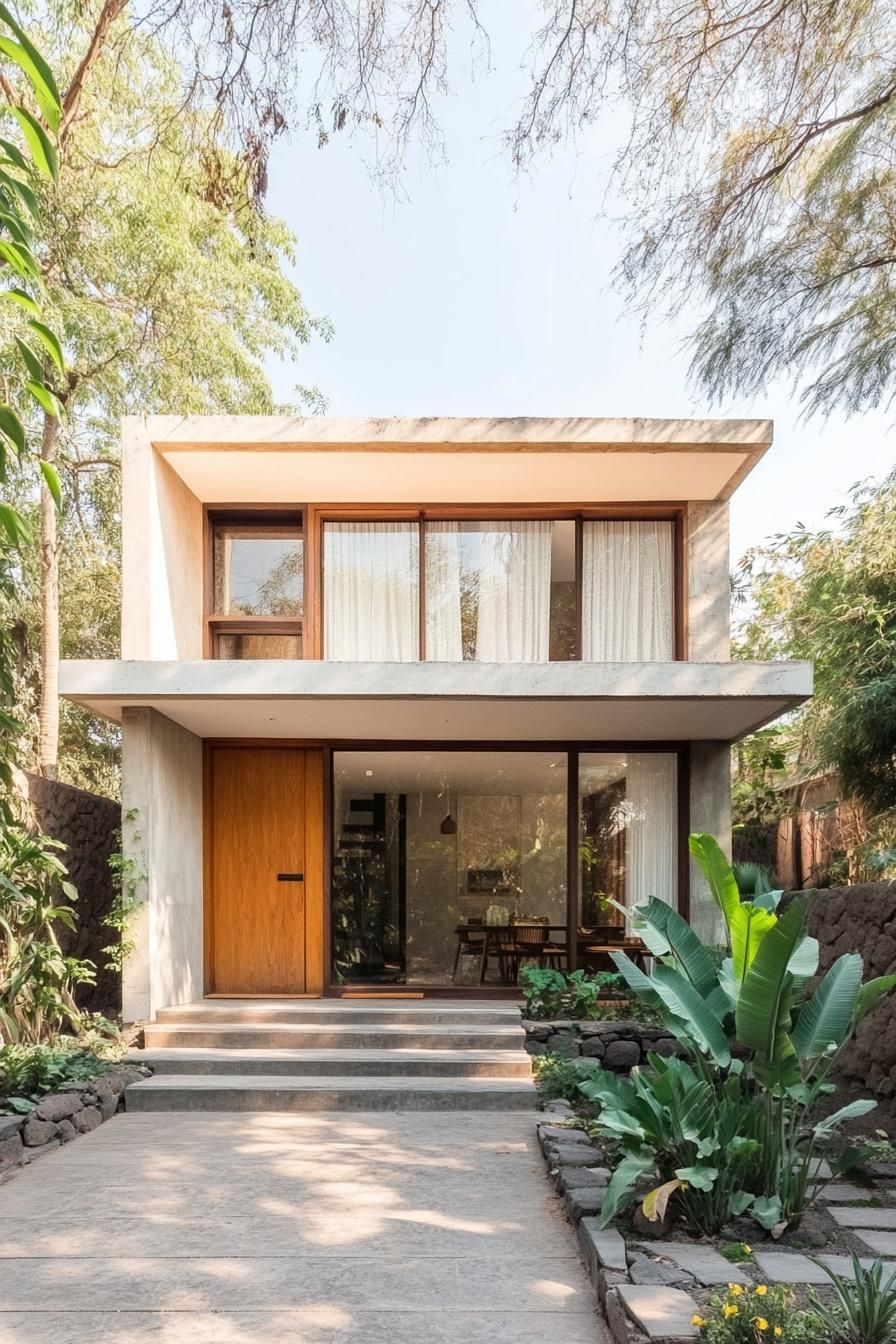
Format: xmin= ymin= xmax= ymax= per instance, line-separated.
xmin=61 ymin=416 xmax=812 ymax=1023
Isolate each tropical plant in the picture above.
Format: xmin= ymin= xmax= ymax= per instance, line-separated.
xmin=520 ymin=966 xmax=614 ymax=1020
xmin=0 ymin=1039 xmax=107 ymax=1112
xmin=693 ymin=1283 xmax=825 ymax=1343
xmin=810 ymin=1255 xmax=896 ymax=1344
xmin=592 ymin=833 xmax=896 ymax=1233
xmin=531 ymin=1053 xmax=602 ymax=1107
xmin=0 ymin=822 xmax=94 ymax=1042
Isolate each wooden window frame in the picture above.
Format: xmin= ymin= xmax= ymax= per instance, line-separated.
xmin=204 ymin=506 xmax=306 ymax=658
xmin=204 ymin=503 xmax=687 ymax=661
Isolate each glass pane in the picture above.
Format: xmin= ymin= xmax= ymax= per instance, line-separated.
xmin=332 ymin=751 xmax=567 ymax=985
xmin=581 ymin=520 xmax=674 ymax=660
xmin=324 ymin=522 xmax=419 ymax=660
xmin=213 ymin=526 xmax=303 ymax=616
xmin=424 ymin=521 xmax=553 ymax=661
xmin=578 ymin=753 xmax=677 ymax=944
xmin=215 ymin=632 xmax=302 ymax=659
xmin=549 ymin=520 xmax=577 ymax=660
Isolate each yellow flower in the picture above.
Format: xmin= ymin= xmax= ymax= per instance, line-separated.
xmin=774 ymin=1330 xmax=782 ymax=1338
xmin=723 ymin=1304 xmax=739 ymax=1318
xmin=728 ymin=1283 xmax=744 ymax=1296
xmin=743 ymin=1244 xmax=753 ymax=1253
xmin=691 ymin=1316 xmax=706 ymax=1327
xmin=755 ymin=1285 xmax=768 ymax=1296
xmin=754 ymin=1319 xmax=770 ymax=1332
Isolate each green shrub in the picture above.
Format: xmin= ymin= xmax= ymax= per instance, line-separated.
xmin=694 ymin=1283 xmax=825 ymax=1342
xmin=0 ymin=1041 xmax=109 ymax=1113
xmin=588 ymin=833 xmax=896 ymax=1235
xmin=520 ymin=965 xmax=660 ymax=1023
xmin=532 ymin=1053 xmax=602 ymax=1106
xmin=810 ymin=1255 xmax=896 ymax=1344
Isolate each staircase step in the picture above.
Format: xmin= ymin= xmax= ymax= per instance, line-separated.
xmin=144 ymin=1022 xmax=523 ymax=1050
xmin=125 ymin=1074 xmax=536 ymax=1112
xmin=130 ymin=1047 xmax=533 ymax=1078
xmin=154 ymin=1001 xmax=522 ymax=1026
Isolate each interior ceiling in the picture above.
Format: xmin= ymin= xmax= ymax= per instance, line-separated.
xmin=335 ymin=750 xmax=572 ymax=794
xmin=160 ymin=448 xmax=750 ymax=504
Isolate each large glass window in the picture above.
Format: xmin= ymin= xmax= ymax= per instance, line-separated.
xmin=331 ymin=751 xmax=567 ymax=985
xmin=211 ymin=519 xmax=303 ymax=658
xmin=581 ymin=520 xmax=674 ymax=660
xmin=578 ymin=752 xmax=678 ymax=929
xmin=324 ymin=522 xmax=420 ymax=660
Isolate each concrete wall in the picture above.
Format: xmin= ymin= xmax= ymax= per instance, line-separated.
xmin=686 ymin=502 xmax=730 ymax=661
xmin=122 ymin=423 xmax=203 ymax=660
xmin=688 ymin=742 xmax=731 ymax=944
xmin=121 ymin=707 xmax=203 ymax=1020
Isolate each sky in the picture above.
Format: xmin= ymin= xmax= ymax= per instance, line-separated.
xmin=263 ymin=4 xmax=896 ymax=565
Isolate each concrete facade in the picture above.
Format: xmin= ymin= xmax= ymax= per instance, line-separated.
xmin=58 ymin=415 xmax=810 ymax=1016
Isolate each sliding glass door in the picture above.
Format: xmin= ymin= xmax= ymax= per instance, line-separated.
xmin=330 ymin=747 xmax=681 ymax=987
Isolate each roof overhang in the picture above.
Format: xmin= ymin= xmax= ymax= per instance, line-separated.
xmin=60 ymin=659 xmax=812 ymax=743
xmin=132 ymin=415 xmax=774 ymax=504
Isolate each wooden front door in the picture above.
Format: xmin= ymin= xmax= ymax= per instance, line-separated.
xmin=206 ymin=746 xmax=325 ymax=995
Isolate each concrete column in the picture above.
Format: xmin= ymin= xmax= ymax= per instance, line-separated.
xmin=121 ymin=707 xmax=203 ymax=1021
xmin=687 ymin=502 xmax=730 ymax=661
xmin=688 ymin=741 xmax=732 ymax=945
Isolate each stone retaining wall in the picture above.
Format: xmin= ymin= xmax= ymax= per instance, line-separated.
xmin=15 ymin=770 xmax=121 ymax=1014
xmin=524 ymin=1019 xmax=683 ymax=1068
xmin=0 ymin=1063 xmax=149 ymax=1179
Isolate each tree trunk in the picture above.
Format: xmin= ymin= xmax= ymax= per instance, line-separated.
xmin=38 ymin=412 xmax=60 ymax=778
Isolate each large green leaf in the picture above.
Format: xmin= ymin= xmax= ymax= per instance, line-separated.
xmin=636 ymin=897 xmax=719 ymax=996
xmin=651 ymin=963 xmax=731 ymax=1065
xmin=8 ymin=105 xmax=57 ymax=178
xmin=736 ymin=897 xmax=808 ymax=1063
xmin=788 ymin=935 xmax=819 ymax=983
xmin=27 ymin=319 xmax=64 ymax=376
xmin=792 ymin=954 xmax=863 ymax=1062
xmin=729 ymin=902 xmax=778 ymax=984
xmin=0 ymin=2 xmax=62 ymax=128
xmin=598 ymin=1151 xmax=655 ymax=1228
xmin=813 ymin=1098 xmax=877 ymax=1138
xmin=689 ymin=833 xmax=739 ymax=930
xmin=610 ymin=950 xmax=665 ymax=1011
xmin=854 ymin=975 xmax=896 ymax=1025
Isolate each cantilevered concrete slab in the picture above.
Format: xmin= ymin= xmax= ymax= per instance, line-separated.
xmin=130 ymin=413 xmax=772 ymax=504
xmin=60 ymin=657 xmax=811 ymax=742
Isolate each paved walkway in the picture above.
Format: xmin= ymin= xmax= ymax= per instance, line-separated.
xmin=0 ymin=1111 xmax=604 ymax=1343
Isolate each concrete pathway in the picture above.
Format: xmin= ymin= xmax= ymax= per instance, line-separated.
xmin=0 ymin=1110 xmax=605 ymax=1343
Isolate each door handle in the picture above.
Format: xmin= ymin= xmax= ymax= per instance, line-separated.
xmin=277 ymin=873 xmax=304 ymax=882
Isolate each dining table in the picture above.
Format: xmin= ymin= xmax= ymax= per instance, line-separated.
xmin=453 ymin=922 xmax=650 ymax=985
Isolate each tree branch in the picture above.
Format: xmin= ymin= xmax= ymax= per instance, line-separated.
xmin=59 ymin=0 xmax=129 ymax=146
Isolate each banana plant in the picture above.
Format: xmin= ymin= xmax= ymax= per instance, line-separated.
xmin=592 ymin=834 xmax=896 ymax=1233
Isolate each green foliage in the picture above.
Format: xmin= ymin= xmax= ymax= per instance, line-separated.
xmin=810 ymin=1255 xmax=896 ymax=1344
xmin=101 ymin=812 xmax=144 ymax=973
xmin=0 ymin=821 xmax=94 ymax=1043
xmin=735 ymin=475 xmax=896 ymax=834
xmin=593 ymin=832 xmax=896 ymax=1234
xmin=0 ymin=1039 xmax=107 ymax=1112
xmin=520 ymin=965 xmax=661 ymax=1024
xmin=694 ymin=1284 xmax=825 ymax=1343
xmin=531 ymin=1053 xmax=602 ymax=1106
xmin=720 ymin=1243 xmax=754 ymax=1265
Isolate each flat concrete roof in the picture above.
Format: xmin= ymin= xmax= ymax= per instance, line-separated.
xmin=60 ymin=658 xmax=811 ymax=743
xmin=131 ymin=415 xmax=773 ymax=504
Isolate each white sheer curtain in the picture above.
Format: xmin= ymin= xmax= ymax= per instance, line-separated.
xmin=624 ymin=753 xmax=678 ymax=908
xmin=474 ymin=521 xmax=552 ymax=661
xmin=424 ymin=522 xmax=464 ymax=660
xmin=582 ymin=520 xmax=674 ymax=660
xmin=324 ymin=522 xmax=419 ymax=660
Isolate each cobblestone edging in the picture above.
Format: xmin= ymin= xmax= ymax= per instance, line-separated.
xmin=524 ymin=1018 xmax=684 ymax=1068
xmin=537 ymin=1098 xmax=896 ymax=1344
xmin=0 ymin=1064 xmax=151 ymax=1180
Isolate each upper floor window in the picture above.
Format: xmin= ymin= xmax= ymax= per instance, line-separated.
xmin=209 ymin=516 xmax=303 ymax=658
xmin=582 ymin=520 xmax=674 ymax=660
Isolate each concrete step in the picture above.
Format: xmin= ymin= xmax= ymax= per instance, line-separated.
xmin=154 ymin=1000 xmax=522 ymax=1027
xmin=125 ymin=1074 xmax=537 ymax=1112
xmin=143 ymin=1022 xmax=524 ymax=1051
xmin=130 ymin=1047 xmax=533 ymax=1078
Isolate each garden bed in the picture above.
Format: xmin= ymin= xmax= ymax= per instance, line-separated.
xmin=0 ymin=1061 xmax=151 ymax=1179
xmin=536 ymin=1097 xmax=896 ymax=1344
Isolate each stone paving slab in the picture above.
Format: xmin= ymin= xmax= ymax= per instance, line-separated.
xmin=819 ymin=1183 xmax=879 ymax=1202
xmin=753 ymin=1251 xmax=896 ymax=1285
xmin=830 ymin=1206 xmax=896 ymax=1229
xmin=615 ymin=1284 xmax=700 ymax=1339
xmin=641 ymin=1241 xmax=749 ymax=1285
xmin=852 ymin=1230 xmax=896 ymax=1257
xmin=0 ymin=1112 xmax=608 ymax=1342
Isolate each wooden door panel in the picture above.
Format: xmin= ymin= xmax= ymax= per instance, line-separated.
xmin=210 ymin=747 xmax=307 ymax=994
